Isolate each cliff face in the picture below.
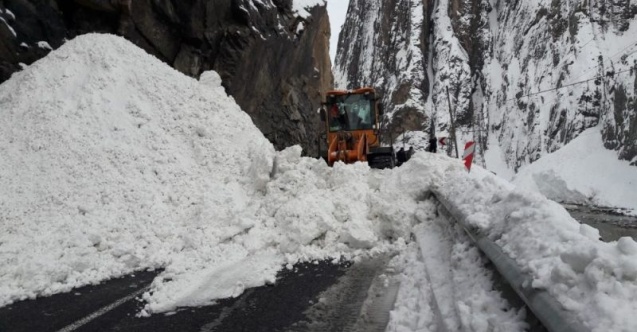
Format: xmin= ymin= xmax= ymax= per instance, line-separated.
xmin=335 ymin=0 xmax=637 ymax=169
xmin=480 ymin=0 xmax=637 ymax=169
xmin=0 ymin=0 xmax=332 ymax=156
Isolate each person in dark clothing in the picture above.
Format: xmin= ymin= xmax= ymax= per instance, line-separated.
xmin=406 ymin=147 xmax=414 ymax=161
xmin=329 ymin=104 xmax=340 ymax=130
xmin=397 ymin=147 xmax=407 ymax=166
xmin=328 ymin=104 xmax=349 ymax=131
xmin=428 ymin=138 xmax=437 ymax=153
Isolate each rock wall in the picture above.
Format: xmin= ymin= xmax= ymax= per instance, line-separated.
xmin=481 ymin=0 xmax=637 ymax=169
xmin=0 ymin=0 xmax=332 ymax=156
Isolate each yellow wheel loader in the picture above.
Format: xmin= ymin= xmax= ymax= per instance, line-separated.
xmin=318 ymin=87 xmax=395 ymax=169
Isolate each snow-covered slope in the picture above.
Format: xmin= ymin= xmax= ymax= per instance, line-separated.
xmin=482 ymin=0 xmax=637 ymax=170
xmin=513 ymin=127 xmax=637 ymax=213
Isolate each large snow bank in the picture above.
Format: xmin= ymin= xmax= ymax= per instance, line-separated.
xmin=436 ymin=159 xmax=637 ymax=332
xmin=0 ymin=33 xmax=275 ymax=308
xmin=512 ymin=127 xmax=637 ymax=214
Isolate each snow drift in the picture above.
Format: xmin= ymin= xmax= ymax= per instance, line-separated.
xmin=0 ymin=33 xmax=276 ymax=307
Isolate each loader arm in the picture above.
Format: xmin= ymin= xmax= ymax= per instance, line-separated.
xmin=327 ymin=132 xmax=369 ymax=166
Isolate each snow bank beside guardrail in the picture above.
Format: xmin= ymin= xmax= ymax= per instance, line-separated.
xmin=429 ymin=160 xmax=637 ymax=332
xmin=433 ymin=192 xmax=587 ymax=332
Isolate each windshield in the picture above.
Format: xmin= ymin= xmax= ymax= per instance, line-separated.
xmin=326 ymin=94 xmax=375 ymax=132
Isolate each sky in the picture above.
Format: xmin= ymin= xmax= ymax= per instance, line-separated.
xmin=326 ymin=0 xmax=349 ymax=64
xmin=2 ymin=31 xmax=637 ymax=332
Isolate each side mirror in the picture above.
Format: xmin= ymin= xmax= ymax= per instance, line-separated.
xmin=319 ymin=108 xmax=327 ymax=122
xmin=378 ymin=103 xmax=384 ymax=116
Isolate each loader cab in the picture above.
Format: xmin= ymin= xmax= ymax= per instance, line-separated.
xmin=325 ymin=93 xmax=376 ymax=132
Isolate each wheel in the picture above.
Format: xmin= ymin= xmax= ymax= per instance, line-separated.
xmin=368 ymin=154 xmax=395 ymax=169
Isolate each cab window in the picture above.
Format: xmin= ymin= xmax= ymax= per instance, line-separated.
xmin=326 ymin=94 xmax=375 ymax=132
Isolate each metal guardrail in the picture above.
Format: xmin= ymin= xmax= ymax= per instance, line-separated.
xmin=432 ymin=191 xmax=590 ymax=332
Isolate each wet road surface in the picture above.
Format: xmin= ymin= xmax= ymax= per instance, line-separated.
xmin=563 ymin=204 xmax=637 ymax=242
xmin=0 ymin=257 xmax=400 ymax=332
xmin=0 ymin=270 xmax=159 ymax=332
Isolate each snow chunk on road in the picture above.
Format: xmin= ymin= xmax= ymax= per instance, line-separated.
xmin=142 ymin=249 xmax=283 ymax=314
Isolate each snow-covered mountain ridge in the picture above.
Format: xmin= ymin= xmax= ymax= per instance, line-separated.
xmin=336 ymin=0 xmax=637 ymax=170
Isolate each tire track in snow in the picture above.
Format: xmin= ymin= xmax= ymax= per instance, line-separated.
xmin=416 ymin=217 xmax=464 ymax=331
xmin=411 ymin=201 xmax=531 ymax=332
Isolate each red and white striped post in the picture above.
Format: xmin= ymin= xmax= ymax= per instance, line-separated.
xmin=462 ymin=141 xmax=475 ymax=172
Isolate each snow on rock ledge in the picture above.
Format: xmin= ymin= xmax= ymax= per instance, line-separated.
xmin=292 ymin=0 xmax=325 ymax=18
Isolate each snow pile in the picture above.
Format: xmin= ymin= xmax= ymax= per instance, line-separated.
xmin=512 ymin=127 xmax=637 ymax=214
xmin=436 ymin=161 xmax=637 ymax=332
xmin=0 ymin=33 xmax=276 ymax=308
xmin=144 ymin=148 xmax=416 ymax=313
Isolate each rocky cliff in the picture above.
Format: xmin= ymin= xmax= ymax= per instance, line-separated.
xmin=0 ymin=0 xmax=332 ymax=156
xmin=335 ymin=0 xmax=637 ymax=169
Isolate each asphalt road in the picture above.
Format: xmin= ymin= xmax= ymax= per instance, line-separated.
xmin=564 ymin=203 xmax=637 ymax=241
xmin=0 ymin=257 xmax=400 ymax=332
xmin=0 ymin=270 xmax=159 ymax=332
